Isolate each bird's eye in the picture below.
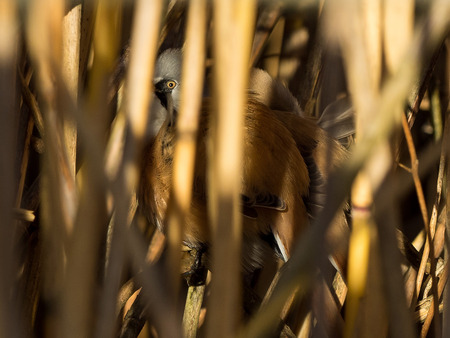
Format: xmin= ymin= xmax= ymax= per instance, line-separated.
xmin=166 ymin=80 xmax=177 ymax=89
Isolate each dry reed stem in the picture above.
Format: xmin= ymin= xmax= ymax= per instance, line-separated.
xmin=125 ymin=222 xmax=182 ymax=337
xmin=312 ymin=275 xmax=345 ymax=335
xmin=97 ymin=0 xmax=164 ymax=336
xmin=25 ymin=2 xmax=84 ymax=338
xmin=399 ymin=38 xmax=448 ymax=312
xmin=60 ymin=0 xmax=120 ymax=335
xmin=18 ymin=69 xmax=45 ymax=137
xmin=408 ymin=42 xmax=447 ymax=128
xmin=441 ymin=106 xmax=450 ymax=337
xmin=383 ymin=0 xmax=414 ymax=74
xmin=431 ymin=211 xmax=447 ymax=260
xmin=384 ymin=1 xmax=441 ymax=335
xmin=421 ymin=262 xmax=448 ymax=337
xmin=15 ymin=110 xmax=35 ymax=209
xmin=119 ymin=291 xmax=146 ymax=338
xmin=158 ymin=0 xmax=187 ymax=48
xmin=125 ymin=0 xmax=162 ymax=141
xmin=335 ymin=1 xmax=386 ymax=336
xmin=298 ymin=36 xmax=324 ymax=118
xmin=164 ymin=0 xmax=207 ymax=334
xmin=414 ymin=124 xmax=450 ymax=334
xmin=246 ymin=2 xmax=448 ymax=336
xmin=0 ymin=1 xmax=23 ymax=337
xmin=262 ymin=17 xmax=285 ymax=78
xmin=62 ymin=4 xmax=81 ymax=178
xmin=183 ymin=283 xmax=207 ymax=338
xmin=6 ymin=1 xmax=450 ymax=337
xmin=250 ymin=3 xmax=282 ymax=67
xmin=207 ymin=1 xmax=255 ymax=336
xmin=165 ymin=0 xmax=207 ymax=299
xmin=403 ymin=109 xmax=441 ymax=332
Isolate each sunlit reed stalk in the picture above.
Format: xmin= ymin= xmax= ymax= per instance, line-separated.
xmin=207 ymin=1 xmax=256 ymax=336
xmin=119 ymin=0 xmax=185 ymax=336
xmin=164 ymin=0 xmax=207 ymax=301
xmin=62 ymin=4 xmax=81 ymax=179
xmin=340 ymin=1 xmax=386 ymax=336
xmin=94 ymin=0 xmax=165 ymax=335
xmin=25 ymin=1 xmax=77 ymax=338
xmin=152 ymin=0 xmax=208 ymax=335
xmin=61 ymin=1 xmax=121 ymax=337
xmin=120 ymin=0 xmax=163 ymax=268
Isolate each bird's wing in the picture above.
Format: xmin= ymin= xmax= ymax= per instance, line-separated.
xmin=241 ymin=193 xmax=287 ymax=211
xmin=239 ymin=98 xmax=312 ymax=262
xmin=318 ymin=96 xmax=355 ymax=148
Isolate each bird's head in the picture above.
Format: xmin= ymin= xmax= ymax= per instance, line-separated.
xmin=153 ymin=49 xmax=182 ymax=126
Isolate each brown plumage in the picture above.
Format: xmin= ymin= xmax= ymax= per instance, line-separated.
xmin=140 ymin=92 xmax=348 ymax=274
xmin=139 ymin=48 xmax=349 ymax=276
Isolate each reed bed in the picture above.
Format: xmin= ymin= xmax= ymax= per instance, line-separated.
xmin=1 ymin=0 xmax=449 ymax=337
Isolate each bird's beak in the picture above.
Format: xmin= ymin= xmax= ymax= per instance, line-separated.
xmin=154 ymin=84 xmax=175 ymax=127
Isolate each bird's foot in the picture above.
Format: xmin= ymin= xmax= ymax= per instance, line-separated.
xmin=181 ymin=246 xmax=208 ymax=287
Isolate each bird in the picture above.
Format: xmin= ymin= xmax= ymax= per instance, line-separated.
xmin=139 ymin=48 xmax=349 ymax=279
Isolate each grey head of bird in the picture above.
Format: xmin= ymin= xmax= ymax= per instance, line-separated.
xmin=153 ymin=48 xmax=183 ymax=125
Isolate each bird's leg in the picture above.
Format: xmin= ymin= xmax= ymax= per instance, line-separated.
xmin=182 ymin=245 xmax=208 ymax=287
